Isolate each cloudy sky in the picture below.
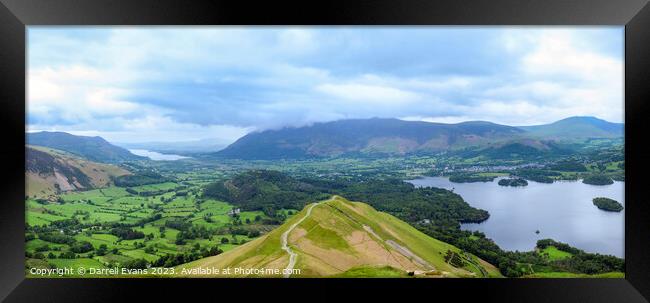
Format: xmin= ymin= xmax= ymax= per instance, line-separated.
xmin=27 ymin=27 xmax=623 ymax=145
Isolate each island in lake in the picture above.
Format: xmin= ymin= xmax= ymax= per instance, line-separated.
xmin=592 ymin=197 xmax=624 ymax=212
xmin=498 ymin=178 xmax=528 ymax=187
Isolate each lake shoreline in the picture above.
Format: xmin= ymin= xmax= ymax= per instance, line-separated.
xmin=406 ymin=176 xmax=624 ymax=258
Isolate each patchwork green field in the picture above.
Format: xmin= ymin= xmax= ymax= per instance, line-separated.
xmin=25 ymin=179 xmax=296 ymax=277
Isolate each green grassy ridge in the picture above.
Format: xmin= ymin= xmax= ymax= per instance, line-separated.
xmin=174 ymin=198 xmax=360 ymax=274
xmin=302 ymin=216 xmax=353 ymax=251
xmin=200 ymin=200 xmax=317 ymax=269
xmin=333 ymin=199 xmax=501 ymax=277
xmin=180 ymin=196 xmax=501 ymax=278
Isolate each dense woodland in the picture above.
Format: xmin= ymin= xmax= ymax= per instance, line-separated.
xmin=448 ymin=173 xmax=497 ymax=183
xmin=203 ymin=170 xmax=490 ymax=226
xmin=113 ymin=171 xmax=171 ymax=187
xmin=417 ymin=223 xmax=624 ymax=277
xmin=203 ymin=170 xmax=330 ymax=217
xmin=582 ymin=174 xmax=614 ymax=185
xmin=536 ymin=239 xmax=624 ymax=274
xmin=547 ymin=160 xmax=588 ymax=172
xmin=512 ymin=169 xmax=560 ymax=183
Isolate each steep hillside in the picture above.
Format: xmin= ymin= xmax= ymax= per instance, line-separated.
xmin=216 ymin=118 xmax=525 ymax=159
xmin=178 ymin=196 xmax=501 ymax=278
xmin=26 ymin=146 xmax=131 ymax=199
xmin=518 ymin=116 xmax=624 ymax=140
xmin=27 ymin=131 xmax=146 ymax=163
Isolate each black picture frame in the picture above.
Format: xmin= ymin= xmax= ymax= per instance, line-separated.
xmin=1 ymin=0 xmax=649 ymax=302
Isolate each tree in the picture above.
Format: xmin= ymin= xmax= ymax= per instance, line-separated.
xmin=35 ymin=245 xmax=50 ymax=252
xmin=70 ymin=241 xmax=94 ymax=253
xmin=204 ymin=214 xmax=213 ymax=223
xmin=59 ymin=251 xmax=76 ymax=259
xmin=110 ymin=227 xmax=145 ymax=240
xmin=175 ymin=233 xmax=186 ymax=245
xmin=96 ymin=244 xmax=108 ymax=256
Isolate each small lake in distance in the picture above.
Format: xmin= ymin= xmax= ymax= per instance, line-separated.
xmin=129 ymin=149 xmax=189 ymax=161
xmin=406 ymin=176 xmax=624 ymax=257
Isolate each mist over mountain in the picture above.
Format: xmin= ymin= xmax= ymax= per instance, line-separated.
xmin=27 ymin=131 xmax=146 ymax=163
xmin=26 ymin=116 xmax=623 ymax=162
xmin=215 ymin=116 xmax=623 ymax=160
xmin=217 ymin=118 xmax=525 ymax=159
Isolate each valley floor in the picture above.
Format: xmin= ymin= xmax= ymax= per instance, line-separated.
xmin=25 ymin=146 xmax=625 ymax=278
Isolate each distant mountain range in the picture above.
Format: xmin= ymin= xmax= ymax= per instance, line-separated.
xmin=26 ymin=116 xmax=623 ymax=162
xmin=27 ymin=131 xmax=146 ymax=163
xmin=215 ymin=116 xmax=623 ymax=159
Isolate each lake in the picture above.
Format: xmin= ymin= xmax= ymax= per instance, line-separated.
xmin=406 ymin=176 xmax=624 ymax=257
xmin=129 ymin=149 xmax=189 ymax=161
